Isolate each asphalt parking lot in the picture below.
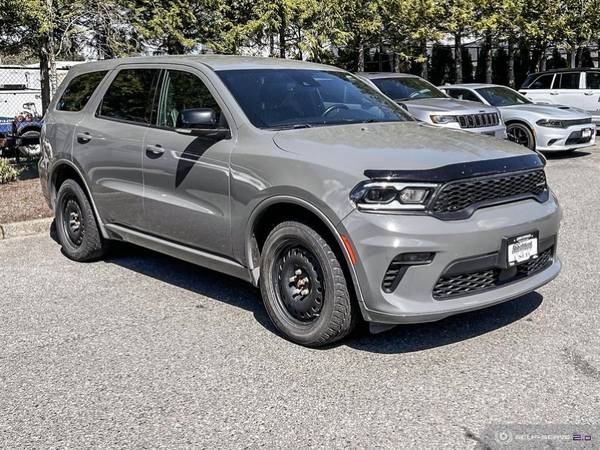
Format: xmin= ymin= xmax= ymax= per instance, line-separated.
xmin=1 ymin=147 xmax=599 ymax=449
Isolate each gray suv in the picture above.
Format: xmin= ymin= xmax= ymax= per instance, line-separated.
xmin=40 ymin=56 xmax=562 ymax=346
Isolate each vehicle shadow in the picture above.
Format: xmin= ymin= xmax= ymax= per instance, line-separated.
xmin=51 ymin=222 xmax=544 ymax=352
xmin=343 ymin=292 xmax=543 ymax=354
xmin=542 ymin=150 xmax=591 ymax=160
xmin=104 ymin=242 xmax=276 ymax=332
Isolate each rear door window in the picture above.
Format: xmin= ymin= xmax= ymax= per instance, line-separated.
xmin=98 ymin=68 xmax=161 ymax=124
xmin=586 ymin=72 xmax=600 ymax=89
xmin=56 ymin=71 xmax=108 ymax=111
xmin=554 ymin=72 xmax=580 ymax=89
xmin=530 ymin=74 xmax=554 ymax=89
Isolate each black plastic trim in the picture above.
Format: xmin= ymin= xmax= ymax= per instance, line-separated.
xmin=364 ymin=154 xmax=545 ymax=183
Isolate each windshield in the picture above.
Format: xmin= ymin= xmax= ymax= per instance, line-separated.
xmin=217 ymin=69 xmax=412 ymax=129
xmin=476 ymin=86 xmax=532 ymax=106
xmin=370 ymin=77 xmax=447 ymax=101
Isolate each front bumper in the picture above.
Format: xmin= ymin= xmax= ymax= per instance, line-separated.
xmin=342 ymin=196 xmax=561 ymax=324
xmin=535 ymin=123 xmax=596 ymax=151
xmin=434 ymin=121 xmax=507 ymax=139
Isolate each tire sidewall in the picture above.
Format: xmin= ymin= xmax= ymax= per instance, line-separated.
xmin=260 ymin=222 xmax=345 ymax=345
xmin=55 ymin=179 xmax=102 ymax=261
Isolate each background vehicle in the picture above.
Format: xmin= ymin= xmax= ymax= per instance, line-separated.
xmin=40 ymin=56 xmax=561 ymax=347
xmin=357 ymin=72 xmax=507 ymax=139
xmin=442 ymin=84 xmax=595 ymax=152
xmin=0 ymin=103 xmax=43 ymax=157
xmin=519 ymin=68 xmax=600 ymax=126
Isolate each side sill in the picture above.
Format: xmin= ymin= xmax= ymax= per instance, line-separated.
xmin=105 ymin=224 xmax=252 ymax=283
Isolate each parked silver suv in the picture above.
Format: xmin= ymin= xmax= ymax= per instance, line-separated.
xmin=40 ymin=56 xmax=562 ymax=346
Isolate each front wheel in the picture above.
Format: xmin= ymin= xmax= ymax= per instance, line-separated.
xmin=259 ymin=221 xmax=357 ymax=346
xmin=507 ymin=123 xmax=535 ymax=150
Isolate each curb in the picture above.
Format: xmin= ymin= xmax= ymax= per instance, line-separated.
xmin=0 ymin=217 xmax=53 ymax=240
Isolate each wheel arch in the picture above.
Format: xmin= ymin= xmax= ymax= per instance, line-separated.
xmin=245 ymin=196 xmax=365 ymax=305
xmin=49 ymin=160 xmax=109 ymax=238
xmin=505 ymin=119 xmax=536 ymax=149
xmin=16 ymin=124 xmax=42 ymax=136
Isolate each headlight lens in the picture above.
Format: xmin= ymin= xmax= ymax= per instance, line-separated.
xmin=536 ymin=118 xmax=565 ymax=128
xmin=430 ymin=115 xmax=458 ymax=124
xmin=350 ymin=182 xmax=438 ymax=211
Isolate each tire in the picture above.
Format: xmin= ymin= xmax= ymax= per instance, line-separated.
xmin=55 ymin=179 xmax=107 ymax=261
xmin=259 ymin=221 xmax=357 ymax=346
xmin=18 ymin=130 xmax=41 ymax=157
xmin=506 ymin=123 xmax=535 ymax=150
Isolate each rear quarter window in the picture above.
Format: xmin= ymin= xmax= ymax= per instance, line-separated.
xmin=56 ymin=71 xmax=108 ymax=112
xmin=529 ymin=74 xmax=554 ymax=89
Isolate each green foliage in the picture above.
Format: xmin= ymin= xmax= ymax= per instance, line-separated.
xmin=0 ymin=159 xmax=19 ymax=185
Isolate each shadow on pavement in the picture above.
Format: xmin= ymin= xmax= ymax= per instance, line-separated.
xmin=543 ymin=150 xmax=591 ymax=160
xmin=344 ymin=292 xmax=543 ymax=354
xmin=105 ymin=242 xmax=275 ymax=332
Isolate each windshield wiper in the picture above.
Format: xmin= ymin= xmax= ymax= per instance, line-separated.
xmin=269 ymin=123 xmax=314 ymax=130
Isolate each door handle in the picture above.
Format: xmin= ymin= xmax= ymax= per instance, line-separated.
xmin=146 ymin=144 xmax=165 ymax=158
xmin=76 ymin=132 xmax=91 ymax=144
xmin=584 ymin=91 xmax=594 ymax=96
xmin=549 ymin=92 xmax=559 ymax=95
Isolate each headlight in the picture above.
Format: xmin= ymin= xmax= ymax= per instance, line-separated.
xmin=350 ymin=182 xmax=438 ymax=211
xmin=536 ymin=118 xmax=565 ymax=128
xmin=430 ymin=115 xmax=458 ymax=124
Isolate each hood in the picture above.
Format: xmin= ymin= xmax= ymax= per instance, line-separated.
xmin=402 ymin=98 xmax=497 ymax=114
xmin=501 ymin=103 xmax=591 ymax=118
xmin=272 ymin=121 xmax=531 ymax=173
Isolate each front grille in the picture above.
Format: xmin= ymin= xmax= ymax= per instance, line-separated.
xmin=562 ymin=118 xmax=592 ymax=127
xmin=430 ymin=169 xmax=547 ymax=216
xmin=433 ymin=247 xmax=554 ymax=300
xmin=457 ymin=113 xmax=500 ymax=129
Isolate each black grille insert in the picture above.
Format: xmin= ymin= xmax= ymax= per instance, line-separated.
xmin=430 ymin=169 xmax=547 ymax=217
xmin=457 ymin=113 xmax=500 ymax=129
xmin=433 ymin=247 xmax=553 ymax=300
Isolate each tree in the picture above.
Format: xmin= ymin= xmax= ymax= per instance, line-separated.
xmin=441 ymin=0 xmax=476 ymax=83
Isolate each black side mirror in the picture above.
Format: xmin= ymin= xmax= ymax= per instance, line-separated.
xmin=175 ymin=108 xmax=230 ymax=138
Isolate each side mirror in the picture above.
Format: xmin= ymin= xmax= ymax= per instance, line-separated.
xmin=175 ymin=108 xmax=230 ymax=138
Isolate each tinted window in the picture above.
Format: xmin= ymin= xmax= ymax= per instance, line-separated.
xmin=446 ymin=88 xmax=481 ymax=102
xmin=556 ymin=72 xmax=580 ymax=89
xmin=371 ymin=77 xmax=447 ymax=101
xmin=217 ymin=69 xmax=411 ymax=129
xmin=98 ymin=69 xmax=160 ymax=124
xmin=56 ymin=71 xmax=107 ymax=112
xmin=157 ymin=70 xmax=224 ymax=128
xmin=530 ymin=74 xmax=554 ymax=89
xmin=476 ymin=86 xmax=531 ymax=106
xmin=586 ymin=72 xmax=600 ymax=89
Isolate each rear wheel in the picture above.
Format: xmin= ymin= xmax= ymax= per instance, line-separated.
xmin=507 ymin=123 xmax=535 ymax=150
xmin=55 ymin=179 xmax=107 ymax=261
xmin=260 ymin=221 xmax=357 ymax=346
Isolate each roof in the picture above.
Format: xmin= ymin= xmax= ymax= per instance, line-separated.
xmin=526 ymin=67 xmax=600 ymax=76
xmin=68 ymin=55 xmax=340 ymax=73
xmin=443 ymin=83 xmax=504 ymax=89
xmin=356 ymin=72 xmax=420 ymax=80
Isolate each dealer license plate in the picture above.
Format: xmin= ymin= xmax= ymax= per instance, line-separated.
xmin=507 ymin=233 xmax=538 ymax=265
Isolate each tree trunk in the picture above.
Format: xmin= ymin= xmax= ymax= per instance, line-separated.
xmin=278 ymin=5 xmax=286 ymax=58
xmin=420 ymin=37 xmax=428 ymax=79
xmin=568 ymin=50 xmax=575 ymax=68
xmin=357 ymin=38 xmax=365 ymax=72
xmin=540 ymin=48 xmax=547 ymax=71
xmin=393 ymin=52 xmax=400 ymax=72
xmin=454 ymin=32 xmax=462 ymax=83
xmin=39 ymin=44 xmax=51 ymax=115
xmin=485 ymin=33 xmax=492 ymax=84
xmin=576 ymin=47 xmax=583 ymax=67
xmin=507 ymin=42 xmax=515 ymax=88
xmin=269 ymin=34 xmax=275 ymax=57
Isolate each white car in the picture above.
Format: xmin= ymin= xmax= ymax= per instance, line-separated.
xmin=441 ymin=84 xmax=596 ymax=152
xmin=519 ymin=69 xmax=600 ymax=126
